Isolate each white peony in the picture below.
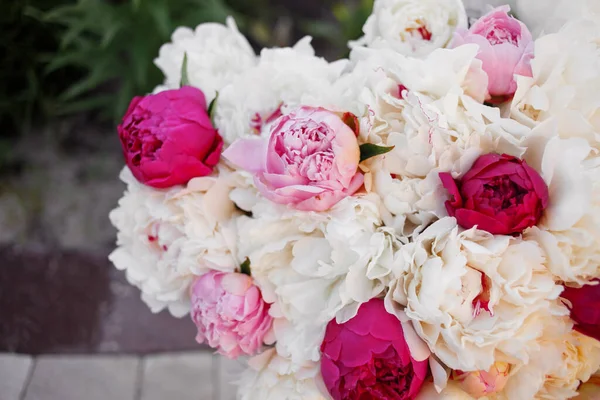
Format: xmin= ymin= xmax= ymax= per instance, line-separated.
xmin=515 ymin=0 xmax=600 ymax=38
xmin=236 ymin=194 xmax=398 ymax=364
xmin=336 ymin=45 xmax=527 ymax=237
xmin=237 ymin=348 xmax=326 ymax=400
xmin=350 ymin=0 xmax=467 ymax=57
xmin=385 ymin=217 xmax=568 ymax=372
xmin=213 ymin=37 xmax=347 ymax=145
xmin=520 ymin=120 xmax=600 ymax=285
xmin=511 ymin=19 xmax=600 ymax=150
xmin=500 ymin=330 xmax=600 ymax=399
xmin=154 ymin=17 xmax=256 ymax=102
xmin=109 ymin=167 xmax=239 ymax=317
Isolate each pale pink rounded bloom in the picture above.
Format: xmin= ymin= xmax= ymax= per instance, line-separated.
xmin=452 ymin=6 xmax=534 ymax=102
xmin=453 ymin=362 xmax=511 ymax=398
xmin=190 ymin=271 xmax=273 ymax=359
xmin=223 ymin=106 xmax=363 ymax=212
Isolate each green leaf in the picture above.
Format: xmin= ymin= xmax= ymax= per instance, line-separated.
xmin=359 ymin=143 xmax=395 ymax=162
xmin=240 ymin=257 xmax=251 ymax=276
xmin=180 ymin=53 xmax=190 ymax=87
xmin=207 ymin=91 xmax=218 ymax=122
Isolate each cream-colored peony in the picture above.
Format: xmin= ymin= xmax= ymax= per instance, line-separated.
xmin=500 ymin=330 xmax=600 ymax=399
xmin=515 ymin=0 xmax=600 ymax=38
xmin=350 ymin=0 xmax=467 ymax=57
xmin=416 ymin=380 xmax=475 ymax=400
xmin=109 ymin=167 xmax=239 ymax=317
xmin=237 ymin=348 xmax=327 ymax=400
xmin=153 ymin=17 xmax=256 ymax=102
xmin=236 ymin=194 xmax=399 ymax=364
xmin=335 ymin=45 xmax=527 ymax=237
xmin=213 ymin=37 xmax=347 ymax=145
xmin=520 ymin=120 xmax=600 ymax=285
xmin=385 ymin=217 xmax=568 ymax=372
xmin=511 ymin=19 xmax=600 ymax=150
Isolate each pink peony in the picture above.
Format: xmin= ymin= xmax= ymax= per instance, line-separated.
xmin=118 ymin=86 xmax=223 ymax=188
xmin=439 ymin=153 xmax=549 ymax=235
xmin=223 ymin=106 xmax=363 ymax=212
xmin=190 ymin=271 xmax=273 ymax=359
xmin=452 ymin=6 xmax=534 ymax=102
xmin=320 ymin=299 xmax=429 ymax=400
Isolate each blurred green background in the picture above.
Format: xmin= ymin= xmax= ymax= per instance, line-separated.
xmin=1 ymin=0 xmax=373 ymax=141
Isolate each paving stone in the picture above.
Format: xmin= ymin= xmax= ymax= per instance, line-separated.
xmin=23 ymin=355 xmax=139 ymax=400
xmin=0 ymin=353 xmax=33 ymax=400
xmin=217 ymin=356 xmax=246 ymax=400
xmin=140 ymin=352 xmax=214 ymax=400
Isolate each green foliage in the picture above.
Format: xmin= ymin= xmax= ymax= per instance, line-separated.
xmin=30 ymin=0 xmax=248 ymax=122
xmin=3 ymin=0 xmax=372 ymax=130
xmin=303 ymin=0 xmax=374 ymax=58
xmin=0 ymin=0 xmax=76 ymax=134
xmin=359 ymin=143 xmax=395 ymax=162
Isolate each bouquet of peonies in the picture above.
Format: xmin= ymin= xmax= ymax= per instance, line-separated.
xmin=109 ymin=1 xmax=600 ymax=398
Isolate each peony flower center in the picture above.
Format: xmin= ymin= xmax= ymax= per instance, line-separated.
xmin=404 ymin=18 xmax=432 ymax=41
xmin=341 ymin=347 xmax=414 ymax=399
xmin=123 ymin=113 xmax=165 ymax=166
xmin=274 ymin=119 xmax=335 ymax=179
xmin=483 ymin=26 xmax=519 ymax=46
xmin=479 ymin=176 xmax=528 ymax=211
xmin=300 ymin=151 xmax=335 ymax=182
xmin=472 ymin=274 xmax=493 ymax=317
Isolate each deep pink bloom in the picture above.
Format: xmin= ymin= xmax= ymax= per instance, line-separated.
xmin=561 ymin=280 xmax=600 ymax=342
xmin=320 ymin=299 xmax=428 ymax=400
xmin=190 ymin=271 xmax=273 ymax=359
xmin=452 ymin=6 xmax=534 ymax=102
xmin=118 ymin=86 xmax=223 ymax=188
xmin=223 ymin=106 xmax=363 ymax=212
xmin=439 ymin=153 xmax=549 ymax=235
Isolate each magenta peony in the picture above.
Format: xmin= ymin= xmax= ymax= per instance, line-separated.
xmin=439 ymin=153 xmax=549 ymax=235
xmin=452 ymin=5 xmax=534 ymax=102
xmin=223 ymin=106 xmax=363 ymax=212
xmin=561 ymin=280 xmax=600 ymax=343
xmin=118 ymin=86 xmax=223 ymax=188
xmin=190 ymin=271 xmax=273 ymax=359
xmin=320 ymin=299 xmax=428 ymax=400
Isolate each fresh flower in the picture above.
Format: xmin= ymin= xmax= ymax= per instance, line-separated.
xmin=236 ymin=194 xmax=391 ymax=365
xmin=415 ymin=381 xmax=474 ymax=399
xmin=224 ymin=106 xmax=363 ymax=212
xmin=190 ymin=271 xmax=273 ymax=358
xmin=385 ymin=217 xmax=567 ymax=372
xmin=238 ymin=348 xmax=327 ymax=400
xmin=511 ymin=18 xmax=600 ymax=149
xmin=502 ymin=329 xmax=600 ymax=399
xmin=320 ymin=299 xmax=429 ymax=400
xmin=118 ymin=86 xmax=223 ymax=188
xmin=561 ymin=280 xmax=600 ymax=342
xmin=341 ymin=44 xmax=526 ymax=237
xmin=452 ymin=6 xmax=534 ymax=102
xmin=351 ymin=0 xmax=467 ymax=57
xmin=452 ymin=362 xmax=510 ymax=397
xmin=153 ymin=17 xmax=256 ymax=102
xmin=515 ymin=0 xmax=600 ymax=38
xmin=439 ymin=153 xmax=549 ymax=235
xmin=214 ymin=37 xmax=347 ymax=145
xmin=521 ymin=124 xmax=600 ymax=285
xmin=109 ymin=167 xmax=239 ymax=317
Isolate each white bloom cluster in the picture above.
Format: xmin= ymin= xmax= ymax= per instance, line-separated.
xmin=109 ymin=9 xmax=600 ymax=400
xmin=351 ymin=0 xmax=468 ymax=57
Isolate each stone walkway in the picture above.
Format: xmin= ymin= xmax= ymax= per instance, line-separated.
xmin=0 ymin=351 xmax=244 ymax=400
